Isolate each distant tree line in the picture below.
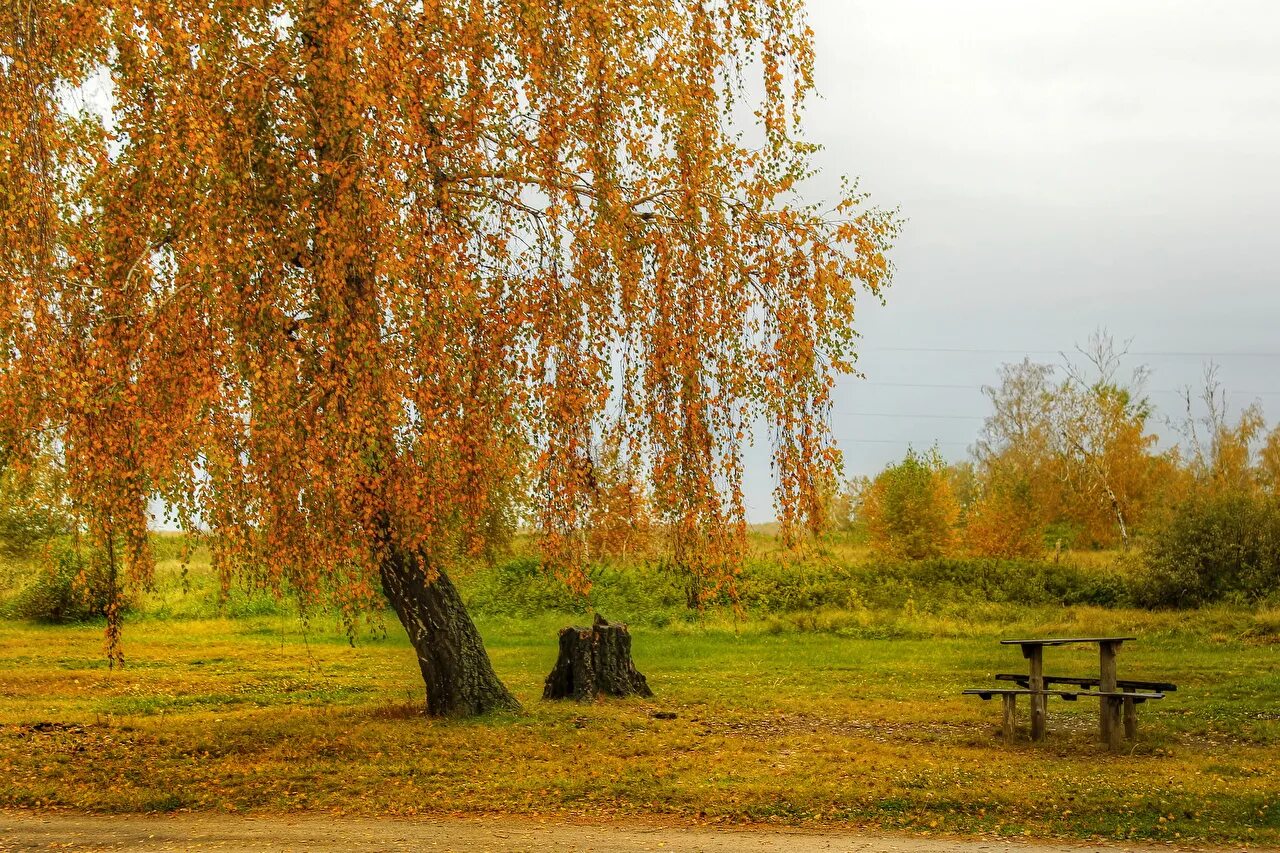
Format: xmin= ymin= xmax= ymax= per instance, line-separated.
xmin=846 ymin=332 xmax=1280 ymax=605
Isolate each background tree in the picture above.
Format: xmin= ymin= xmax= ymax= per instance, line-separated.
xmin=584 ymin=441 xmax=656 ymax=568
xmin=945 ymin=460 xmax=979 ymax=518
xmin=1 ymin=0 xmax=895 ymax=714
xmin=1260 ymin=426 xmax=1280 ymax=496
xmin=971 ymin=333 xmax=1167 ymax=550
xmin=970 ymin=358 xmax=1057 ymax=551
xmin=808 ymin=472 xmax=859 ymax=538
xmin=857 ymin=447 xmax=957 ymax=561
xmin=1176 ymin=364 xmax=1268 ymax=497
xmin=1139 ymin=364 xmax=1280 ymax=606
xmin=1050 ymin=331 xmax=1161 ymax=549
xmin=963 ymin=471 xmax=1043 ymax=558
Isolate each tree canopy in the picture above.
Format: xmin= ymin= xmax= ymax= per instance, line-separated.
xmin=1 ymin=0 xmax=895 ymax=690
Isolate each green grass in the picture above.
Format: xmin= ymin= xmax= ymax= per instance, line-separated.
xmin=0 ymin=535 xmax=1277 ymax=842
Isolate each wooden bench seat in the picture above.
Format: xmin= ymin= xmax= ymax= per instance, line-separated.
xmin=964 ymin=687 xmax=1166 ymax=743
xmin=963 ymin=688 xmax=1080 ymax=741
xmin=1059 ymin=689 xmax=1166 ymax=743
xmin=962 ymin=688 xmax=1082 ymax=701
xmin=1070 ymin=690 xmax=1165 ymax=702
xmin=995 ymin=673 xmax=1177 ymax=692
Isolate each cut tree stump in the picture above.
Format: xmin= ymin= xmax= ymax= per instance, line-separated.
xmin=543 ymin=615 xmax=653 ymax=701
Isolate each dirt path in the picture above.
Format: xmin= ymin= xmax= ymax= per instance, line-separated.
xmin=0 ymin=812 xmax=1254 ymax=853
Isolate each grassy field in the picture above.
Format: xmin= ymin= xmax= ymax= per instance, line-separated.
xmin=0 ymin=540 xmax=1277 ymax=844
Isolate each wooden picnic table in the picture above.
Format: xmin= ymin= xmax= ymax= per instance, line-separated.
xmin=998 ymin=630 xmax=1152 ymax=742
xmin=1000 ymin=637 xmax=1135 ymax=745
xmin=965 ymin=637 xmax=1175 ymax=749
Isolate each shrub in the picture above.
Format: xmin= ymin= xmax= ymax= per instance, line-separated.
xmin=1136 ymin=491 xmax=1280 ymax=607
xmin=457 ymin=542 xmax=1137 ymax=625
xmin=459 ymin=554 xmax=587 ymax=617
xmin=736 ymin=554 xmax=865 ymax=612
xmin=889 ymin=555 xmax=1131 ymax=609
xmin=734 ymin=552 xmax=1130 ymax=613
xmin=8 ymin=545 xmax=117 ymax=622
xmin=858 ymin=448 xmax=958 ymax=560
xmin=459 ymin=553 xmax=689 ymax=622
xmin=0 ymin=451 xmax=71 ymax=557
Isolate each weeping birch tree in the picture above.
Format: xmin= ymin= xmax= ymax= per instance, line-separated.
xmin=1 ymin=0 xmax=895 ymax=715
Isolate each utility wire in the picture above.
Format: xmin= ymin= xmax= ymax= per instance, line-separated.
xmin=836 ymin=438 xmax=972 ymax=446
xmin=836 ymin=412 xmax=985 ymax=420
xmin=855 ymin=380 xmax=1280 ymax=395
xmin=862 ymin=346 xmax=1280 ymax=358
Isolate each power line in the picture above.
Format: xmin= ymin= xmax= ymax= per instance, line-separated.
xmin=861 ymin=380 xmax=980 ymax=389
xmin=836 ymin=438 xmax=972 ymax=446
xmin=862 ymin=346 xmax=1280 ymax=358
xmin=837 ymin=411 xmax=985 ymax=420
xmin=855 ymin=380 xmax=1280 ymax=395
xmin=1145 ymin=388 xmax=1280 ymax=396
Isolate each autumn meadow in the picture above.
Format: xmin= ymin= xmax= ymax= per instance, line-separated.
xmin=3 ymin=0 xmax=1279 ymax=850
xmin=3 ymin=505 xmax=1279 ymax=844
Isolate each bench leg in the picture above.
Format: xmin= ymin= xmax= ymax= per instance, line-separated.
xmin=1123 ymin=694 xmax=1137 ymax=741
xmin=1002 ymin=693 xmax=1016 ymax=742
xmin=1106 ymin=697 xmax=1123 ymax=752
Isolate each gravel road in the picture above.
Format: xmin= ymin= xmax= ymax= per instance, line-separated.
xmin=1 ymin=811 xmax=1258 ymax=853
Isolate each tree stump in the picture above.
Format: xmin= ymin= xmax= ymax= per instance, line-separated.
xmin=543 ymin=615 xmax=653 ymax=701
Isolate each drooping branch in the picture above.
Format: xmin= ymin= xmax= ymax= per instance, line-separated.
xmin=3 ymin=0 xmax=895 ymax=677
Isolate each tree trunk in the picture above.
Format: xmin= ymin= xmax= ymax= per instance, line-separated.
xmin=380 ymin=548 xmax=520 ymax=717
xmin=543 ymin=615 xmax=653 ymax=701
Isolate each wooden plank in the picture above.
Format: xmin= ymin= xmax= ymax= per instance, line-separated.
xmin=962 ymin=688 xmax=1084 ymax=698
xmin=994 ymin=674 xmax=1177 ymax=692
xmin=1099 ymin=639 xmax=1122 ymax=751
xmin=1119 ymin=679 xmax=1176 ymax=692
xmin=1001 ymin=637 xmax=1136 ymax=646
xmin=1002 ymin=692 xmax=1016 ymax=742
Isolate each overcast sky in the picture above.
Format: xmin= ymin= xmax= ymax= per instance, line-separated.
xmin=740 ymin=0 xmax=1280 ymax=520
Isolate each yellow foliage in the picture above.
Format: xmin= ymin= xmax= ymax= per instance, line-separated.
xmin=1261 ymin=426 xmax=1280 ymax=495
xmin=0 ymin=0 xmax=896 ymax=665
xmin=1206 ymin=403 xmax=1267 ymax=496
xmin=963 ymin=475 xmax=1043 ymax=559
xmin=858 ymin=448 xmax=958 ymax=560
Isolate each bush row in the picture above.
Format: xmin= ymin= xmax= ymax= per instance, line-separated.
xmin=457 ymin=551 xmax=1138 ymax=624
xmin=10 ymin=490 xmax=1278 ymax=624
xmin=460 ymin=498 xmax=1280 ymax=622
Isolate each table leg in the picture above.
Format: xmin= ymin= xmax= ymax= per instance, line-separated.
xmin=1100 ymin=640 xmax=1121 ymax=751
xmin=1002 ymin=693 xmax=1016 ymax=742
xmin=1024 ymin=644 xmax=1046 ymax=741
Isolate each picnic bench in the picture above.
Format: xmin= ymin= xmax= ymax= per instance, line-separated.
xmin=963 ymin=637 xmax=1176 ymax=751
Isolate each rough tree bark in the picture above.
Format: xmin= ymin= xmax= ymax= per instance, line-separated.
xmin=543 ymin=615 xmax=653 ymax=701
xmin=380 ymin=548 xmax=520 ymax=717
